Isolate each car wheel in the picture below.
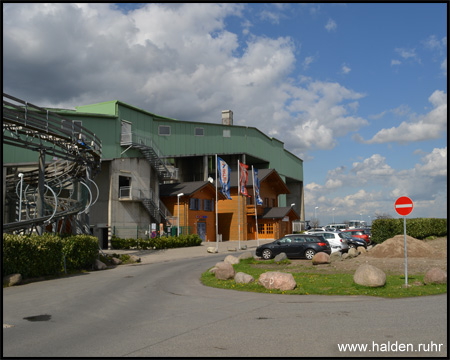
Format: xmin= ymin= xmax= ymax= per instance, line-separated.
xmin=262 ymin=249 xmax=273 ymax=260
xmin=304 ymin=249 xmax=316 ymax=260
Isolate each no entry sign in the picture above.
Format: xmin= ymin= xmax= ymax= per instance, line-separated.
xmin=395 ymin=196 xmax=413 ymax=216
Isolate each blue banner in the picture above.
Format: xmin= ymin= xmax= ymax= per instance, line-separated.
xmin=254 ymin=168 xmax=263 ymax=205
xmin=217 ymin=156 xmax=232 ymax=200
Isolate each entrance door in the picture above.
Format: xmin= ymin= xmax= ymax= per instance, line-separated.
xmin=101 ymin=228 xmax=109 ymax=249
xmin=197 ymin=222 xmax=206 ymax=242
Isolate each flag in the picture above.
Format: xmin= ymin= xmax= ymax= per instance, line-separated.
xmin=239 ymin=162 xmax=250 ymax=197
xmin=217 ymin=156 xmax=232 ymax=200
xmin=253 ymin=168 xmax=263 ymax=205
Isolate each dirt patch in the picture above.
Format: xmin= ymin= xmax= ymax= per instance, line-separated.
xmin=368 ymin=235 xmax=438 ymax=258
xmin=283 ymin=237 xmax=447 ymax=276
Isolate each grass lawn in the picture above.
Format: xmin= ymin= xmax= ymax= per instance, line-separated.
xmin=201 ymin=258 xmax=447 ymax=298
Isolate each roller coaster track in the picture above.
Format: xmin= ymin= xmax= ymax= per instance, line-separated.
xmin=3 ymin=93 xmax=102 ymax=235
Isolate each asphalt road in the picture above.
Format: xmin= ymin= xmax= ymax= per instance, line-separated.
xmin=3 ymin=252 xmax=447 ymax=357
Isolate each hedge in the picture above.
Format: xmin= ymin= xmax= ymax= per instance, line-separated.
xmin=371 ymin=218 xmax=447 ymax=244
xmin=3 ymin=233 xmax=99 ymax=279
xmin=111 ymin=234 xmax=202 ymax=250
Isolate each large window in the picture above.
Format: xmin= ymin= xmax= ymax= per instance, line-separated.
xmin=195 ymin=127 xmax=204 ymax=136
xmin=121 ymin=120 xmax=132 ymax=143
xmin=189 ymin=198 xmax=201 ymax=210
xmin=159 ymin=125 xmax=171 ymax=136
xmin=119 ymin=176 xmax=131 ymax=198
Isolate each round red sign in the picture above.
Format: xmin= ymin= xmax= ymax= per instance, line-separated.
xmin=395 ymin=196 xmax=414 ymax=216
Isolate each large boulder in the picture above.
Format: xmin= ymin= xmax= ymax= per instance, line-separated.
xmin=329 ymin=252 xmax=342 ymax=262
xmin=207 ymin=247 xmax=218 ymax=253
xmin=224 ymin=255 xmax=240 ymax=265
xmin=94 ymin=259 xmax=107 ymax=270
xmin=424 ymin=268 xmax=447 ymax=285
xmin=357 ymin=246 xmax=367 ymax=254
xmin=257 ymin=271 xmax=296 ymax=291
xmin=238 ymin=252 xmax=254 ymax=260
xmin=214 ymin=262 xmax=235 ymax=280
xmin=312 ymin=252 xmax=330 ymax=265
xmin=348 ymin=247 xmax=360 ymax=258
xmin=3 ymin=273 xmax=22 ymax=286
xmin=234 ymin=272 xmax=255 ymax=284
xmin=353 ymin=264 xmax=386 ymax=287
xmin=274 ymin=252 xmax=287 ymax=263
xmin=111 ymin=257 xmax=122 ymax=265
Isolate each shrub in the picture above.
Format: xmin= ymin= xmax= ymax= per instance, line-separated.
xmin=371 ymin=218 xmax=447 ymax=243
xmin=61 ymin=235 xmax=99 ymax=271
xmin=110 ymin=234 xmax=202 ymax=250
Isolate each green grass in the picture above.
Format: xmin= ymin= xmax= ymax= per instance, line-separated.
xmin=201 ymin=258 xmax=447 ymax=298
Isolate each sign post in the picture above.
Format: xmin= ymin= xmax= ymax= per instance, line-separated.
xmin=394 ymin=196 xmax=414 ymax=286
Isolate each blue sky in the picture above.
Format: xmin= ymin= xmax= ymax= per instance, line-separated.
xmin=3 ymin=3 xmax=447 ymax=224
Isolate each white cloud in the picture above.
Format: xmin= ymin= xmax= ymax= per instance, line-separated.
xmin=391 ymin=59 xmax=401 ymax=66
xmin=360 ymin=90 xmax=447 ymax=144
xmin=341 ymin=63 xmax=351 ymax=74
xmin=325 ymin=18 xmax=337 ymax=32
xmin=395 ymin=47 xmax=419 ymax=62
xmin=302 ymin=56 xmax=316 ymax=70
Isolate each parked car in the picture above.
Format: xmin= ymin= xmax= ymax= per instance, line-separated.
xmin=339 ymin=232 xmax=367 ymax=249
xmin=308 ymin=231 xmax=349 ymax=253
xmin=304 ymin=228 xmax=325 ymax=234
xmin=255 ymin=234 xmax=331 ymax=260
xmin=341 ymin=229 xmax=370 ymax=244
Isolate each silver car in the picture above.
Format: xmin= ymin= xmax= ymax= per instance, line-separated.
xmin=307 ymin=231 xmax=349 ymax=253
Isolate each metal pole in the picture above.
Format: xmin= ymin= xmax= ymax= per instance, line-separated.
xmin=215 ymin=154 xmax=219 ymax=251
xmin=251 ymin=166 xmax=259 ymax=247
xmin=18 ymin=173 xmax=24 ymax=221
xmin=404 ymin=216 xmax=408 ymax=286
xmin=238 ymin=159 xmax=241 ymax=251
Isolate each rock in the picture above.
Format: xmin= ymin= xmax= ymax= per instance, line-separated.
xmin=129 ymin=255 xmax=141 ymax=263
xmin=228 ymin=247 xmax=238 ymax=252
xmin=111 ymin=257 xmax=122 ymax=265
xmin=312 ymin=252 xmax=330 ymax=265
xmin=330 ymin=252 xmax=342 ymax=262
xmin=257 ymin=271 xmax=296 ymax=291
xmin=240 ymin=245 xmax=248 ymax=250
xmin=224 ymin=255 xmax=240 ymax=265
xmin=424 ymin=268 xmax=447 ymax=284
xmin=274 ymin=252 xmax=287 ymax=262
xmin=94 ymin=259 xmax=107 ymax=270
xmin=3 ymin=273 xmax=22 ymax=286
xmin=234 ymin=272 xmax=255 ymax=284
xmin=342 ymin=253 xmax=349 ymax=260
xmin=353 ymin=264 xmax=386 ymax=287
xmin=348 ymin=248 xmax=360 ymax=258
xmin=209 ymin=267 xmax=218 ymax=274
xmin=367 ymin=245 xmax=373 ymax=251
xmin=207 ymin=247 xmax=218 ymax=253
xmin=214 ymin=262 xmax=235 ymax=280
xmin=357 ymin=246 xmax=367 ymax=254
xmin=238 ymin=252 xmax=254 ymax=260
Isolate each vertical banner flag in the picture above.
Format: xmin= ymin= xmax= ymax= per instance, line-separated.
xmin=217 ymin=156 xmax=232 ymax=200
xmin=253 ymin=168 xmax=263 ymax=205
xmin=239 ymin=163 xmax=250 ymax=197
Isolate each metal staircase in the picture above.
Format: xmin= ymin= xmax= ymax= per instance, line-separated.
xmin=120 ymin=132 xmax=176 ymax=225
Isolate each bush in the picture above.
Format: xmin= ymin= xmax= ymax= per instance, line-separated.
xmin=371 ymin=218 xmax=447 ymax=243
xmin=110 ymin=234 xmax=202 ymax=250
xmin=61 ymin=235 xmax=99 ymax=271
xmin=3 ymin=233 xmax=99 ymax=278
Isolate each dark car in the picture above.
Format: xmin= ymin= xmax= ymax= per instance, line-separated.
xmin=339 ymin=232 xmax=367 ymax=249
xmin=255 ymin=234 xmax=331 ymax=260
xmin=341 ymin=229 xmax=370 ymax=244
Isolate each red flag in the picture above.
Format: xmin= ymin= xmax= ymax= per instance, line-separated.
xmin=239 ymin=163 xmax=251 ymax=197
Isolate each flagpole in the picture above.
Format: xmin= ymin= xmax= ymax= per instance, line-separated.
xmin=238 ymin=159 xmax=241 ymax=250
xmin=252 ymin=166 xmax=259 ymax=247
xmin=215 ymin=154 xmax=218 ymax=251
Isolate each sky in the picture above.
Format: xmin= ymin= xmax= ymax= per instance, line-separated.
xmin=3 ymin=3 xmax=447 ymax=224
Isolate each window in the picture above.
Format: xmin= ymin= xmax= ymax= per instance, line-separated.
xmin=223 ymin=129 xmax=231 ymax=138
xmin=189 ymin=198 xmax=201 ymax=210
xmin=203 ymin=199 xmax=213 ymax=211
xmin=195 ymin=127 xmax=204 ymax=136
xmin=119 ymin=176 xmax=131 ymax=198
xmin=121 ymin=120 xmax=132 ymax=144
xmin=159 ymin=125 xmax=171 ymax=136
xmin=265 ymin=198 xmax=269 ymax=207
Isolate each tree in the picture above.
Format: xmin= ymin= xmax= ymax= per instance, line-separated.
xmin=374 ymin=212 xmax=392 ymax=220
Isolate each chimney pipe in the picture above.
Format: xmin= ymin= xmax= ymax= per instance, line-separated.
xmin=221 ymin=110 xmax=233 ymax=126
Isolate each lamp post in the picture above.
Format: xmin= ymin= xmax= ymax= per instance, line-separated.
xmin=368 ymin=215 xmax=371 ymax=226
xmin=18 ymin=173 xmax=24 ymax=221
xmin=177 ymin=193 xmax=184 ymax=236
xmin=314 ymin=206 xmax=319 ymax=222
